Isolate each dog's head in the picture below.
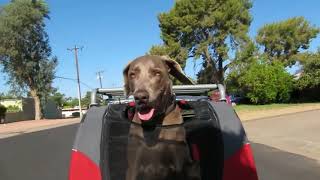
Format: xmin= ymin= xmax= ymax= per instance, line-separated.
xmin=123 ymin=55 xmax=193 ymax=122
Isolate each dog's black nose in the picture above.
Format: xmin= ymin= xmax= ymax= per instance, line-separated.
xmin=134 ymin=90 xmax=149 ymax=104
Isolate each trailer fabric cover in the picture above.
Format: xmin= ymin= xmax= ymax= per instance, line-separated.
xmin=73 ymin=106 xmax=108 ymax=165
xmin=210 ymin=102 xmax=248 ymax=159
xmin=70 ymin=99 xmax=258 ymax=180
xmin=69 ymin=106 xmax=109 ymax=180
xmin=210 ymin=102 xmax=258 ymax=180
xmin=99 ymin=101 xmax=226 ymax=180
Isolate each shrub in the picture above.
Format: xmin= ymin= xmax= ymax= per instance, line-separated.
xmin=295 ymin=53 xmax=320 ymax=90
xmin=6 ymin=105 xmax=21 ymax=113
xmin=291 ymin=52 xmax=320 ymax=102
xmin=291 ymin=86 xmax=320 ymax=102
xmin=0 ymin=104 xmax=7 ymax=118
xmin=239 ymin=61 xmax=293 ymax=104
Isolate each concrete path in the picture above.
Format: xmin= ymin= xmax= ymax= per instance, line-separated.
xmin=243 ymin=110 xmax=320 ymax=162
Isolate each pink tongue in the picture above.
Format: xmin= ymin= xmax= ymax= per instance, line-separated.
xmin=138 ymin=108 xmax=155 ymax=121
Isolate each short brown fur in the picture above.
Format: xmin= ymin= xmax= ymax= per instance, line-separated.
xmin=124 ymin=55 xmax=200 ymax=180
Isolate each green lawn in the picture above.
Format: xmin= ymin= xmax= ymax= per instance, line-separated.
xmin=234 ymin=103 xmax=320 ymax=112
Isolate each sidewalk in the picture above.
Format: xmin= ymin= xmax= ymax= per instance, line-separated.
xmin=0 ymin=118 xmax=80 ymax=139
xmin=236 ymin=103 xmax=320 ymax=121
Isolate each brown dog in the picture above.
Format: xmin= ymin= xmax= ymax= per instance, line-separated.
xmin=123 ymin=55 xmax=201 ymax=180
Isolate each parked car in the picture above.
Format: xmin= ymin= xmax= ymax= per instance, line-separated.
xmin=230 ymin=94 xmax=245 ymax=104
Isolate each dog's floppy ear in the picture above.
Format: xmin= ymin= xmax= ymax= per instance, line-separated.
xmin=160 ymin=56 xmax=195 ymax=85
xmin=123 ymin=61 xmax=131 ymax=96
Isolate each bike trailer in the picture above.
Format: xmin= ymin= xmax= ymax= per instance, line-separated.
xmin=68 ymin=84 xmax=259 ymax=180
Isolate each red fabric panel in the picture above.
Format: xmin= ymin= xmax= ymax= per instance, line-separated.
xmin=223 ymin=144 xmax=259 ymax=180
xmin=69 ymin=150 xmax=102 ymax=180
xmin=191 ymin=144 xmax=201 ymax=161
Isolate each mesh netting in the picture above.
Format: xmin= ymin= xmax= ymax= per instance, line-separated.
xmin=100 ymin=101 xmax=224 ymax=180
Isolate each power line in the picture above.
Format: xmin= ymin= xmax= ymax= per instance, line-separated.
xmin=54 ymin=76 xmax=93 ymax=89
xmin=55 ymin=76 xmax=75 ymax=81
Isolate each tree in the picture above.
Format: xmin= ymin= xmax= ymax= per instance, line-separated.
xmin=149 ymin=45 xmax=170 ymax=57
xmin=152 ymin=0 xmax=252 ymax=84
xmin=292 ymin=51 xmax=320 ymax=102
xmin=0 ymin=0 xmax=57 ymax=120
xmin=256 ymin=17 xmax=320 ymax=66
xmin=295 ymin=51 xmax=320 ymax=89
xmin=49 ymin=90 xmax=92 ymax=109
xmin=49 ymin=91 xmax=65 ymax=108
xmin=226 ymin=40 xmax=258 ymax=95
xmin=81 ymin=91 xmax=91 ymax=108
xmin=63 ymin=97 xmax=79 ymax=108
xmin=0 ymin=92 xmax=17 ymax=100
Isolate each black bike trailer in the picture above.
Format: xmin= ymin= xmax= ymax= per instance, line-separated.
xmin=68 ymin=84 xmax=258 ymax=180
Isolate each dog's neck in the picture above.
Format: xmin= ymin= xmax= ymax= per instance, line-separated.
xmin=162 ymin=105 xmax=183 ymax=125
xmin=131 ymin=105 xmax=185 ymax=142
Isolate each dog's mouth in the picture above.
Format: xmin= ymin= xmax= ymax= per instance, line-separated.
xmin=137 ymin=105 xmax=155 ymax=121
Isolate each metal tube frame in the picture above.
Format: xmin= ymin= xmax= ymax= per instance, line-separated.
xmin=90 ymin=84 xmax=226 ymax=107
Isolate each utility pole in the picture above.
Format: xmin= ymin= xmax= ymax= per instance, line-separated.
xmin=96 ymin=70 xmax=104 ymax=88
xmin=67 ymin=45 xmax=83 ymax=119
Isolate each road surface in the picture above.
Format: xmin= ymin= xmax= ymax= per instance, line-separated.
xmin=243 ymin=109 xmax=320 ymax=161
xmin=0 ymin=110 xmax=320 ymax=180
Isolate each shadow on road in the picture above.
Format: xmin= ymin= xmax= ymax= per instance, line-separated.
xmin=0 ymin=124 xmax=79 ymax=180
xmin=251 ymin=143 xmax=320 ymax=180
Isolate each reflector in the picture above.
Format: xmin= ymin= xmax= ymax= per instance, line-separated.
xmin=69 ymin=150 xmax=101 ymax=180
xmin=223 ymin=144 xmax=258 ymax=180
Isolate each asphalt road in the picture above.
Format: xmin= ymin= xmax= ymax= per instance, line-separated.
xmin=1 ymin=112 xmax=320 ymax=180
xmin=0 ymin=124 xmax=78 ymax=180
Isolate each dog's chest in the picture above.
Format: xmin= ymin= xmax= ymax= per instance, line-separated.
xmin=127 ymin=125 xmax=191 ymax=179
xmin=128 ymin=124 xmax=187 ymax=148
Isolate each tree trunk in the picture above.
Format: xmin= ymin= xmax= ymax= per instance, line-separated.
xmin=217 ymin=56 xmax=224 ymax=84
xmin=30 ymin=89 xmax=43 ymax=120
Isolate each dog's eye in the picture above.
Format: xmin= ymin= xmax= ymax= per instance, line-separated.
xmin=153 ymin=71 xmax=161 ymax=77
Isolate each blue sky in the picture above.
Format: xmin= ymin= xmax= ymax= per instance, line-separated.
xmin=0 ymin=0 xmax=320 ymax=97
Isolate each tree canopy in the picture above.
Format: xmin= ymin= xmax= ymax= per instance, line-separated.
xmin=151 ymin=0 xmax=252 ymax=84
xmin=227 ymin=17 xmax=320 ymax=104
xmin=295 ymin=51 xmax=320 ymax=89
xmin=256 ymin=17 xmax=320 ymax=66
xmin=49 ymin=90 xmax=65 ymax=108
xmin=0 ymin=0 xmax=57 ymax=120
